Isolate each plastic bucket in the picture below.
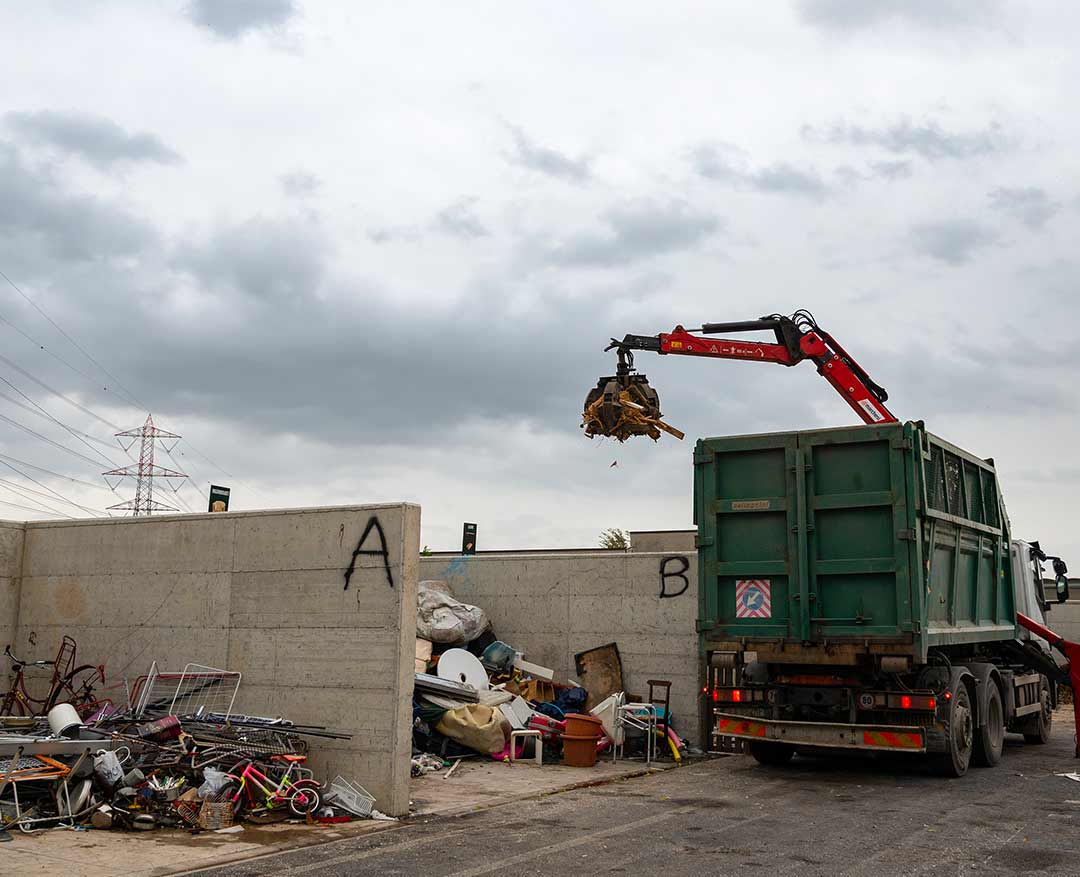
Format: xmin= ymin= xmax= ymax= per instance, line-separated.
xmin=562 ymin=732 xmax=600 ymax=767
xmin=48 ymin=703 xmax=82 ymax=738
xmin=563 ymin=713 xmax=604 ymax=737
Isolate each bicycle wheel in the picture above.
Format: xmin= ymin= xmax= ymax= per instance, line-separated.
xmin=46 ymin=664 xmax=102 ymax=711
xmin=287 ymin=780 xmax=322 ymax=817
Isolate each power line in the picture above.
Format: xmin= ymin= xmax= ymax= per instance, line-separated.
xmin=0 ymin=496 xmax=73 ymax=519
xmin=0 ymin=409 xmax=111 ymax=469
xmin=171 ymin=439 xmax=268 ymax=505
xmin=0 ymin=268 xmax=147 ymax=411
xmin=0 ymin=452 xmax=107 ymax=490
xmin=0 ymin=380 xmax=124 ymax=468
xmin=160 ymin=447 xmax=202 ymax=513
xmin=0 ymin=307 xmax=135 ymax=406
xmin=0 ymin=476 xmax=97 ymax=515
xmin=0 ymin=352 xmax=124 ymax=433
xmin=0 ymin=457 xmax=106 ymax=516
xmin=0 ymin=480 xmax=79 ymax=519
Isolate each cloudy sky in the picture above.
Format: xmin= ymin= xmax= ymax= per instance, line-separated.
xmin=0 ymin=1 xmax=1078 ymax=559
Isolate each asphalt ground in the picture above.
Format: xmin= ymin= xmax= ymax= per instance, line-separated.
xmin=194 ymin=714 xmax=1080 ymax=876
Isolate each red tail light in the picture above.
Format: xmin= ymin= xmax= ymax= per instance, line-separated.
xmin=900 ymin=695 xmax=911 ymax=709
xmin=732 ymin=689 xmax=743 ymax=703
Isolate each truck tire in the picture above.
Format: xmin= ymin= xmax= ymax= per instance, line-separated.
xmin=972 ymin=682 xmax=1004 ymax=767
xmin=1022 ymin=676 xmax=1053 ymax=744
xmin=749 ymin=741 xmax=794 ymax=766
xmin=935 ymin=682 xmax=974 ymax=778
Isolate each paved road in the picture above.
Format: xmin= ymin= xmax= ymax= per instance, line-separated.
xmin=196 ymin=717 xmax=1080 ymax=876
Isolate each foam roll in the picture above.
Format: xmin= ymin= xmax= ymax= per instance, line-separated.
xmin=710 ymin=652 xmax=737 ymax=668
xmin=47 ymin=702 xmax=82 ymax=738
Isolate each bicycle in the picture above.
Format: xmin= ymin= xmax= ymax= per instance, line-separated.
xmin=0 ymin=636 xmax=104 ymax=718
xmin=222 ymin=755 xmax=322 ymax=818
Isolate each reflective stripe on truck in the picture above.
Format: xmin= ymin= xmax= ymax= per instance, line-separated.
xmin=715 ymin=711 xmax=926 ymax=752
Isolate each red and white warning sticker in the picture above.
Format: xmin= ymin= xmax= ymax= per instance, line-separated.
xmin=735 ymin=579 xmax=772 ymax=618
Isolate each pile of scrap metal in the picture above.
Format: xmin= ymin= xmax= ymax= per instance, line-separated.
xmin=411 ymin=582 xmax=691 ymax=772
xmin=581 ymin=352 xmax=683 ymax=443
xmin=1 ymin=661 xmax=369 ymax=837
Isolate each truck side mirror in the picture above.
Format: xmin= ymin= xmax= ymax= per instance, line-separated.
xmin=1056 ymin=574 xmax=1070 ymax=603
xmin=1053 ymin=559 xmax=1069 ymax=603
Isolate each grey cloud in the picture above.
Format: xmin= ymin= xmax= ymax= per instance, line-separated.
xmin=506 ymin=125 xmax=590 ymax=183
xmin=433 ymin=198 xmax=489 ymax=239
xmin=543 ymin=199 xmax=720 ymax=268
xmin=186 ymin=0 xmax=296 ymax=39
xmin=690 ymin=143 xmax=828 ymax=200
xmin=877 ymin=333 xmax=1074 ymax=419
xmin=0 ymin=142 xmax=157 ymax=262
xmin=367 ymin=224 xmax=421 ymax=244
xmin=4 ymin=111 xmax=180 ymax=170
xmin=988 ymin=187 xmax=1061 ymax=230
xmin=868 ymin=159 xmax=913 ymax=180
xmin=809 ymin=117 xmax=1006 ymax=161
xmin=750 ymin=163 xmax=828 ymax=200
xmin=174 ymin=216 xmax=329 ymax=302
xmin=279 ymin=170 xmax=321 ymax=198
xmin=796 ymin=0 xmax=1003 ymax=32
xmin=907 ymin=219 xmax=997 ymax=265
xmin=687 ymin=142 xmax=745 ymax=182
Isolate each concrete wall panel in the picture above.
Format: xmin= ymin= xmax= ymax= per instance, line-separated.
xmin=0 ymin=521 xmax=24 ymax=650
xmin=12 ymin=503 xmax=419 ymax=816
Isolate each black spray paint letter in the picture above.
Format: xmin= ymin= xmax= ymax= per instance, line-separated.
xmin=343 ymin=516 xmax=395 ymax=590
xmin=659 ymin=555 xmax=690 ymax=598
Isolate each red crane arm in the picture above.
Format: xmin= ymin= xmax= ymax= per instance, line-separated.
xmin=609 ymin=312 xmax=897 ymax=426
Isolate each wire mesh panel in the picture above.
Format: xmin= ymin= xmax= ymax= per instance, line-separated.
xmin=131 ymin=663 xmax=241 ymax=719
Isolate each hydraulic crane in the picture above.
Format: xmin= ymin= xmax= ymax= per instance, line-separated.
xmin=582 ymin=309 xmax=896 ymax=441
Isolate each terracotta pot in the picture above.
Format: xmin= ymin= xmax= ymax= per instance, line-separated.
xmin=562 ymin=732 xmax=600 ymax=767
xmin=563 ymin=713 xmax=604 ymax=737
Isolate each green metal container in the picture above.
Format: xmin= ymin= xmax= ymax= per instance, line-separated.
xmin=695 ymin=422 xmax=1016 ymax=664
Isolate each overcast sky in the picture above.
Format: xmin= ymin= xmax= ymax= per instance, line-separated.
xmin=0 ymin=1 xmax=1078 ymax=560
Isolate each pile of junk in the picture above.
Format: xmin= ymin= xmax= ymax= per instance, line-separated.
xmin=411 ymin=581 xmax=690 ymax=778
xmin=1 ymin=643 xmax=383 ymax=838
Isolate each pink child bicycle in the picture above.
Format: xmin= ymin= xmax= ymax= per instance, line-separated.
xmin=222 ymin=754 xmax=322 ymax=818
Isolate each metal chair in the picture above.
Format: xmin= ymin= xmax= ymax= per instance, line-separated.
xmin=612 ymin=700 xmax=658 ymax=766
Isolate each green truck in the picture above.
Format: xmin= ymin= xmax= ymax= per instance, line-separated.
xmin=697 ymin=420 xmax=1070 ymax=776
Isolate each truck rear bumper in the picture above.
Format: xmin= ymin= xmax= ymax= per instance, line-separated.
xmin=715 ymin=712 xmax=927 ymax=753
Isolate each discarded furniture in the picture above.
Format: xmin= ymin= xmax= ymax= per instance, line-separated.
xmin=509 ymin=729 xmax=542 ymax=767
xmin=612 ymin=702 xmax=658 ymax=766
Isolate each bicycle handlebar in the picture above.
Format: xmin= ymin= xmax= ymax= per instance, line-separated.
xmin=3 ymin=644 xmax=54 ymax=667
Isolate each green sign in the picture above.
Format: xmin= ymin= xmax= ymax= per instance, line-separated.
xmin=208 ymin=485 xmax=231 ymax=512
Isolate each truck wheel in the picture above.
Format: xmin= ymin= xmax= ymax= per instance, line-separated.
xmin=749 ymin=741 xmax=794 ymax=766
xmin=1022 ymin=676 xmax=1053 ymax=744
xmin=972 ymin=682 xmax=1004 ymax=767
xmin=935 ymin=682 xmax=973 ymax=778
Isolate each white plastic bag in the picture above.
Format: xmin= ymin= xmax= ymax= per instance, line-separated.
xmin=198 ymin=768 xmax=229 ymax=798
xmin=417 ymin=580 xmax=489 ymax=644
xmin=93 ymin=750 xmax=124 ymax=787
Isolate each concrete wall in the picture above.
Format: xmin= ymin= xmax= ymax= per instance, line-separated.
xmin=0 ymin=520 xmax=24 ymax=651
xmin=419 ymin=550 xmax=702 ymax=742
xmin=9 ymin=504 xmax=419 ymax=816
xmin=630 ymin=529 xmax=696 ymax=554
xmin=1045 ymin=598 xmax=1080 ymax=644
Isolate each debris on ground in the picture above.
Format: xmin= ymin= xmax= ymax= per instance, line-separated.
xmin=1 ymin=645 xmax=365 ymax=837
xmin=411 ymin=582 xmax=690 ymax=779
